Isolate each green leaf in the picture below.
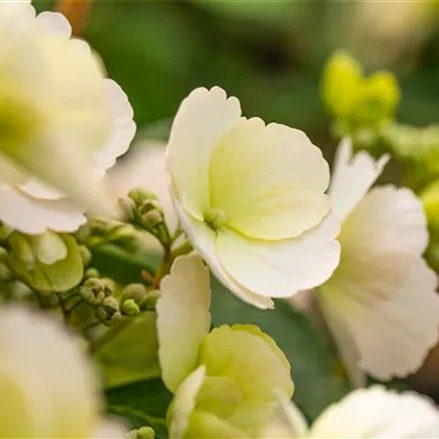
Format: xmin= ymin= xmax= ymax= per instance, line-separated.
xmin=8 ymin=233 xmax=83 ymax=293
xmin=106 ymin=378 xmax=172 ymax=439
xmin=91 ymin=245 xmax=160 ymax=285
xmin=211 ymin=280 xmax=351 ymax=422
xmin=96 ymin=312 xmax=161 ymax=389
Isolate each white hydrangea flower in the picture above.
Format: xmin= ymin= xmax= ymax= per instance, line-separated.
xmin=166 ymin=86 xmax=341 ymax=309
xmin=0 ymin=306 xmax=126 ymax=438
xmin=264 ymin=386 xmax=439 ymax=438
xmin=317 ymin=139 xmax=439 ymax=385
xmin=0 ymin=1 xmax=135 ymax=234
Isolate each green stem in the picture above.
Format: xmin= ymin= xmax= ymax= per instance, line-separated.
xmin=90 ymin=317 xmax=134 ymax=354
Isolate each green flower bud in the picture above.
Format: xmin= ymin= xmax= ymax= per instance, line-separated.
xmin=79 ymin=278 xmax=114 ymax=305
xmin=121 ymin=298 xmax=140 ymax=316
xmin=128 ymin=187 xmax=158 ymax=205
xmin=79 ymin=245 xmax=92 ymax=266
xmin=121 ymin=283 xmax=148 ymax=303
xmin=137 ymin=426 xmax=155 ymax=439
xmin=141 ymin=289 xmax=160 ymax=311
xmin=85 ymin=268 xmax=100 ymax=279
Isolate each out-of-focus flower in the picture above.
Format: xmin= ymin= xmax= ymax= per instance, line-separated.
xmin=0 ymin=305 xmax=126 ymax=438
xmin=264 ymin=386 xmax=439 ymax=438
xmin=156 ymin=254 xmax=293 ymax=438
xmin=0 ymin=1 xmax=135 ymax=234
xmin=321 ymin=51 xmax=400 ymax=136
xmin=166 ymin=86 xmax=340 ymax=309
xmin=317 ymin=139 xmax=439 ymax=386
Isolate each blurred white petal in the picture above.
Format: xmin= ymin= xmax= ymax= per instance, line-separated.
xmin=310 ymin=386 xmax=439 ymax=438
xmin=330 ymin=138 xmax=389 ymax=220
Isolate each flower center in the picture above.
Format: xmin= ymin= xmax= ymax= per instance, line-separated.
xmin=0 ymin=88 xmax=41 ymax=161
xmin=204 ymin=208 xmax=227 ymax=231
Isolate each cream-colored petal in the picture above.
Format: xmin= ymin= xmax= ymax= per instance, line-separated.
xmin=169 ymin=366 xmax=206 ymax=439
xmin=216 ymin=215 xmax=341 ymax=298
xmin=94 ymin=79 xmax=136 ymax=175
xmin=317 ymin=294 xmax=366 ymax=388
xmin=0 ymin=306 xmax=100 ymax=437
xmin=210 ymin=119 xmax=330 ymax=240
xmin=345 ymin=185 xmax=429 ymax=256
xmin=320 ymin=258 xmax=439 ymax=381
xmin=330 ymin=138 xmax=389 ymax=220
xmin=172 ymin=192 xmax=274 ymax=309
xmin=310 ymin=386 xmax=439 ymax=438
xmin=93 ymin=419 xmax=128 ymax=438
xmin=263 ymin=393 xmax=309 ymax=439
xmin=157 ymin=254 xmax=211 ymax=393
xmin=34 ymin=11 xmax=71 ymax=38
xmin=19 ymin=180 xmax=64 ymax=200
xmin=167 ymin=86 xmax=242 ymax=219
xmin=0 ymin=186 xmax=86 ymax=234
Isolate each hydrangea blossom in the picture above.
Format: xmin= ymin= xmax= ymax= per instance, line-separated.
xmin=0 ymin=1 xmax=135 ymax=234
xmin=0 ymin=306 xmax=126 ymax=438
xmin=166 ymin=86 xmax=340 ymax=309
xmin=156 ymin=254 xmax=293 ymax=438
xmin=317 ymin=139 xmax=439 ymax=385
xmin=264 ymin=386 xmax=439 ymax=438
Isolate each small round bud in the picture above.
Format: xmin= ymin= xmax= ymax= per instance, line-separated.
xmin=140 ymin=210 xmax=163 ymax=229
xmin=78 ymin=245 xmax=92 ymax=266
xmin=142 ymin=289 xmax=160 ymax=310
xmin=85 ymin=268 xmax=100 ymax=279
xmin=121 ymin=299 xmax=140 ymax=316
xmin=137 ymin=426 xmax=155 ymax=439
xmin=128 ymin=188 xmax=157 ymax=204
xmin=121 ymin=283 xmax=148 ymax=303
xmin=0 ymin=247 xmax=8 ymax=263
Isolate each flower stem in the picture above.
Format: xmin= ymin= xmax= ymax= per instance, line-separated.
xmin=56 ymin=0 xmax=94 ymax=36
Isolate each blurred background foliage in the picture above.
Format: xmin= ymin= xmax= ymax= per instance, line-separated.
xmin=35 ymin=0 xmax=439 ymax=145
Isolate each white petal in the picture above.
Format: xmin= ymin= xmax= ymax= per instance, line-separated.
xmin=157 ymin=254 xmax=211 ymax=392
xmin=330 ymin=138 xmax=389 ymax=220
xmin=317 ymin=294 xmax=366 ymax=388
xmin=94 ymin=79 xmax=136 ymax=175
xmin=320 ymin=258 xmax=439 ymax=380
xmin=19 ymin=180 xmax=64 ymax=200
xmin=0 ymin=186 xmax=86 ymax=234
xmin=209 ymin=119 xmax=330 ymax=240
xmin=310 ymin=386 xmax=439 ymax=438
xmin=0 ymin=306 xmax=100 ymax=437
xmin=34 ymin=11 xmax=71 ymax=38
xmin=216 ymin=215 xmax=341 ymax=298
xmin=169 ymin=366 xmax=206 ymax=439
xmin=173 ymin=192 xmax=274 ymax=309
xmin=93 ymin=418 xmax=128 ymax=438
xmin=344 ymin=185 xmax=429 ymax=256
xmin=167 ymin=86 xmax=242 ymax=219
xmin=263 ymin=393 xmax=309 ymax=439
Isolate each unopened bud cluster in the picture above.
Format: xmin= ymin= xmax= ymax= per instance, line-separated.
xmin=121 ymin=188 xmax=170 ymax=247
xmin=78 ymin=218 xmax=139 ymax=252
xmin=128 ymin=426 xmax=155 ymax=439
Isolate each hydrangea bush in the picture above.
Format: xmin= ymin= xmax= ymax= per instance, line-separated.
xmin=2 ymin=1 xmax=439 ymax=438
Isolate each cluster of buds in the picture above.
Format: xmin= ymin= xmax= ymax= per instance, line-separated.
xmin=121 ymin=188 xmax=170 ymax=248
xmin=120 ymin=283 xmax=160 ymax=316
xmin=79 ymin=277 xmax=121 ymax=326
xmin=77 ymin=218 xmax=140 ymax=253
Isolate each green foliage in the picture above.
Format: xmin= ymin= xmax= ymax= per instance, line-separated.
xmin=211 ymin=280 xmax=351 ymax=422
xmin=106 ymin=378 xmax=172 ymax=439
xmin=96 ymin=312 xmax=161 ymax=389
